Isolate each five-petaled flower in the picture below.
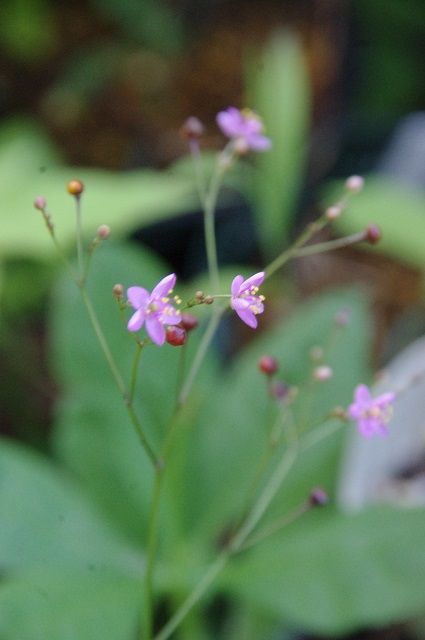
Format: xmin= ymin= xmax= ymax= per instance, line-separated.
xmin=127 ymin=274 xmax=181 ymax=346
xmin=348 ymin=384 xmax=395 ymax=438
xmin=231 ymin=272 xmax=265 ymax=329
xmin=216 ymin=107 xmax=271 ymax=152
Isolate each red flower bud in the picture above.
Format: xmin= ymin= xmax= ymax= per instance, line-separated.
xmin=67 ymin=179 xmax=84 ymax=196
xmin=258 ymin=355 xmax=279 ymax=376
xmin=365 ymin=224 xmax=382 ymax=244
xmin=180 ymin=313 xmax=199 ymax=332
xmin=166 ymin=326 xmax=187 ymax=347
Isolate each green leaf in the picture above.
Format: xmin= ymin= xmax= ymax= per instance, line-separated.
xmin=50 ymin=243 xmax=218 ymax=547
xmin=179 ymin=288 xmax=371 ymax=544
xmin=246 ymin=32 xmax=310 ymax=257
xmin=0 ymin=438 xmax=143 ymax=573
xmin=328 ymin=175 xmax=425 ymax=270
xmin=0 ymin=570 xmax=141 ymax=640
xmin=0 ymin=119 xmax=196 ymax=259
xmin=223 ymin=507 xmax=425 ymax=635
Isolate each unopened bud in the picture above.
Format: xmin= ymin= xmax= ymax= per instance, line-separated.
xmin=258 ymin=355 xmax=279 ymax=376
xmin=325 ymin=204 xmax=343 ymax=220
xmin=345 ymin=175 xmax=364 ymax=193
xmin=112 ymin=283 xmax=124 ymax=300
xmin=309 ymin=487 xmax=329 ymax=507
xmin=313 ymin=365 xmax=333 ymax=381
xmin=331 ymin=405 xmax=347 ymax=420
xmin=180 ymin=116 xmax=204 ymax=140
xmin=67 ymin=179 xmax=84 ymax=196
xmin=180 ymin=314 xmax=199 ymax=332
xmin=271 ymin=380 xmax=289 ymax=401
xmin=204 ymin=295 xmax=214 ymax=305
xmin=365 ymin=224 xmax=381 ymax=245
xmin=97 ymin=224 xmax=110 ymax=239
xmin=166 ymin=326 xmax=187 ymax=347
xmin=195 ymin=290 xmax=204 ymax=301
xmin=34 ymin=196 xmax=47 ymax=211
xmin=334 ymin=308 xmax=351 ymax=327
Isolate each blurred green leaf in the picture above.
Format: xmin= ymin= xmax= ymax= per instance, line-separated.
xmin=246 ymin=32 xmax=309 ymax=257
xmin=223 ymin=507 xmax=425 ymax=635
xmin=327 ymin=176 xmax=425 ymax=270
xmin=0 ymin=570 xmax=141 ymax=640
xmin=0 ymin=119 xmax=196 ymax=259
xmin=0 ymin=438 xmax=143 ymax=573
xmin=0 ymin=0 xmax=56 ymax=61
xmin=178 ymin=288 xmax=371 ymax=545
xmin=51 ymin=243 xmax=218 ymax=547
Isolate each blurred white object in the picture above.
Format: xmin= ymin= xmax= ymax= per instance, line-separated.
xmin=377 ymin=112 xmax=425 ymax=190
xmin=338 ymin=335 xmax=425 ymax=510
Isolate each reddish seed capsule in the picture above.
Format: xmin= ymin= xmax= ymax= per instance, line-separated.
xmin=309 ymin=487 xmax=329 ymax=507
xmin=166 ymin=326 xmax=187 ymax=347
xmin=258 ymin=355 xmax=279 ymax=376
xmin=180 ymin=116 xmax=204 ymax=140
xmin=97 ymin=224 xmax=110 ymax=239
xmin=67 ymin=179 xmax=84 ymax=196
xmin=180 ymin=313 xmax=199 ymax=332
xmin=365 ymin=224 xmax=382 ymax=245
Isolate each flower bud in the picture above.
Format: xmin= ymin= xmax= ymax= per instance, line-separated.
xmin=345 ymin=175 xmax=364 ymax=193
xmin=67 ymin=179 xmax=84 ymax=196
xmin=325 ymin=204 xmax=343 ymax=220
xmin=364 ymin=224 xmax=381 ymax=245
xmin=34 ymin=196 xmax=47 ymax=211
xmin=179 ymin=313 xmax=199 ymax=332
xmin=309 ymin=487 xmax=329 ymax=507
xmin=166 ymin=326 xmax=187 ymax=346
xmin=195 ymin=290 xmax=204 ymax=301
xmin=334 ymin=308 xmax=351 ymax=327
xmin=313 ymin=365 xmax=333 ymax=382
xmin=258 ymin=355 xmax=279 ymax=376
xmin=271 ymin=380 xmax=289 ymax=401
xmin=97 ymin=224 xmax=110 ymax=239
xmin=180 ymin=116 xmax=204 ymax=140
xmin=204 ymin=295 xmax=214 ymax=305
xmin=112 ymin=283 xmax=124 ymax=300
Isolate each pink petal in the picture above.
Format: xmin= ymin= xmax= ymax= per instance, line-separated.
xmin=216 ymin=107 xmax=241 ymax=137
xmin=240 ymin=272 xmax=265 ymax=292
xmin=146 ymin=316 xmax=166 ymax=345
xmin=151 ymin=273 xmax=176 ymax=300
xmin=235 ymin=306 xmax=258 ymax=329
xmin=127 ymin=308 xmax=145 ymax=332
xmin=375 ymin=392 xmax=395 ymax=408
xmin=247 ymin=134 xmax=272 ymax=151
xmin=231 ymin=275 xmax=244 ymax=297
xmin=127 ymin=286 xmax=149 ymax=309
xmin=354 ymin=384 xmax=372 ymax=404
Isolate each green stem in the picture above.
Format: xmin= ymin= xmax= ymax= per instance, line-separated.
xmin=294 ymin=231 xmax=365 ymax=258
xmin=203 ymin=161 xmax=224 ymax=293
xmin=178 ymin=307 xmax=224 ymax=406
xmin=265 ymin=218 xmax=327 ymax=280
xmin=240 ymin=501 xmax=308 ymax=551
xmin=153 ymin=444 xmax=297 ymax=640
xmin=79 ymin=286 xmax=160 ymax=469
xmin=129 ymin=342 xmax=144 ymax=404
xmin=74 ymin=196 xmax=85 ymax=282
xmin=143 ymin=468 xmax=163 ymax=640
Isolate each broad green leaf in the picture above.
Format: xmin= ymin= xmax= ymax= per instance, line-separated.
xmin=178 ymin=288 xmax=371 ymax=543
xmin=0 ymin=438 xmax=143 ymax=573
xmin=0 ymin=119 xmax=196 ymax=259
xmin=0 ymin=570 xmax=141 ymax=640
xmin=328 ymin=175 xmax=425 ymax=270
xmin=247 ymin=32 xmax=309 ymax=257
xmin=223 ymin=507 xmax=425 ymax=635
xmin=51 ymin=242 xmax=218 ymax=546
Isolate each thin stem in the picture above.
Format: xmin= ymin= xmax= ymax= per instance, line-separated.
xmin=239 ymin=501 xmax=308 ymax=551
xmin=190 ymin=140 xmax=207 ymax=208
xmin=294 ymin=231 xmax=366 ymax=258
xmin=178 ymin=306 xmax=224 ymax=406
xmin=142 ymin=468 xmax=163 ymax=640
xmin=129 ymin=342 xmax=144 ymax=404
xmin=74 ymin=196 xmax=85 ymax=281
xmin=203 ymin=161 xmax=224 ymax=292
xmin=79 ymin=286 xmax=160 ymax=469
xmin=153 ymin=444 xmax=297 ymax=640
xmin=265 ymin=218 xmax=327 ymax=280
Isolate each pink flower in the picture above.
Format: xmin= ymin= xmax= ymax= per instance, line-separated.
xmin=230 ymin=272 xmax=265 ymax=329
xmin=216 ymin=107 xmax=271 ymax=152
xmin=348 ymin=384 xmax=395 ymax=438
xmin=127 ymin=274 xmax=181 ymax=346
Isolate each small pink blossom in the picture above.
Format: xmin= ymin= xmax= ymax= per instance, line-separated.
xmin=216 ymin=107 xmax=271 ymax=152
xmin=230 ymin=272 xmax=265 ymax=329
xmin=348 ymin=384 xmax=395 ymax=438
xmin=127 ymin=274 xmax=181 ymax=346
